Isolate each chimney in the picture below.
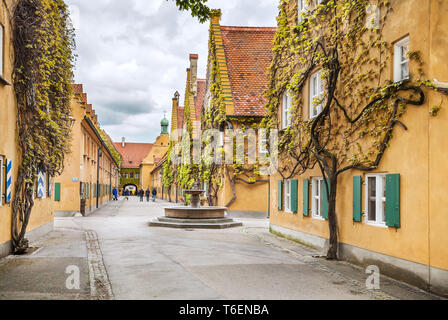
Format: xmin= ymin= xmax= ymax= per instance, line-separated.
xmin=210 ymin=9 xmax=221 ymax=26
xmin=171 ymin=91 xmax=180 ymax=133
xmin=189 ymin=54 xmax=198 ymax=94
xmin=122 ymin=137 xmax=126 ymax=148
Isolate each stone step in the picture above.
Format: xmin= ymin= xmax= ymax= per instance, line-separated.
xmin=148 ymin=219 xmax=243 ymax=229
xmin=157 ymin=217 xmax=235 ymax=224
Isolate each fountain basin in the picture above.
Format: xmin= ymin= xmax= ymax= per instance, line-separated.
xmin=164 ymin=206 xmax=227 ymax=219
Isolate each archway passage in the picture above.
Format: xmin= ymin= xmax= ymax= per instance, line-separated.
xmin=122 ymin=184 xmax=138 ymax=196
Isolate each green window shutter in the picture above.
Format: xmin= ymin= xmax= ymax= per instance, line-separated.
xmin=322 ymin=178 xmax=330 ymax=220
xmin=94 ymin=184 xmax=97 ymax=198
xmin=278 ymin=180 xmax=283 ymax=211
xmin=386 ymin=174 xmax=400 ymax=228
xmin=353 ymin=176 xmax=363 ymax=222
xmin=291 ymin=180 xmax=298 ymax=213
xmin=54 ymin=183 xmax=61 ymax=201
xmin=303 ymin=179 xmax=310 ymax=216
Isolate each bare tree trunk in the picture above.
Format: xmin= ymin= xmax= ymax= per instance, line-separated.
xmin=225 ymin=167 xmax=237 ymax=208
xmin=11 ymin=167 xmax=35 ymax=254
xmin=326 ymin=175 xmax=339 ymax=260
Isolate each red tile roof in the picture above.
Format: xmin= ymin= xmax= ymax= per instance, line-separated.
xmin=195 ymin=79 xmax=206 ymax=121
xmin=113 ymin=142 xmax=153 ymax=169
xmin=220 ymin=26 xmax=276 ymax=116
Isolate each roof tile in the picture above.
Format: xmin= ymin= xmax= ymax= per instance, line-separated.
xmin=220 ymin=26 xmax=276 ymax=116
xmin=113 ymin=142 xmax=153 ymax=169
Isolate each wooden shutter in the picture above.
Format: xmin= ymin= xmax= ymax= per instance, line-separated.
xmin=303 ymin=179 xmax=309 ymax=216
xmin=353 ymin=176 xmax=363 ymax=222
xmin=322 ymin=178 xmax=330 ymax=220
xmin=54 ymin=183 xmax=61 ymax=201
xmin=278 ymin=180 xmax=283 ymax=211
xmin=385 ymin=174 xmax=400 ymax=228
xmin=291 ymin=180 xmax=298 ymax=213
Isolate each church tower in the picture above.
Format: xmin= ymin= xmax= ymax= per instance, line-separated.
xmin=161 ymin=115 xmax=169 ymax=135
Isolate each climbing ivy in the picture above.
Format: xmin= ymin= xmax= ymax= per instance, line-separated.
xmin=11 ymin=0 xmax=75 ymax=253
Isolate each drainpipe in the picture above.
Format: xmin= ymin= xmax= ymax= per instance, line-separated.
xmin=96 ymin=148 xmax=102 ymax=209
xmin=267 ymin=179 xmax=271 ymax=219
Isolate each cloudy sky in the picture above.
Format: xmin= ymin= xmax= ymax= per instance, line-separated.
xmin=65 ymin=0 xmax=278 ymax=143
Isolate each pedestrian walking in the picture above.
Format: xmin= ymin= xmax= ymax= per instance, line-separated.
xmin=139 ymin=189 xmax=144 ymax=202
xmin=152 ymin=188 xmax=157 ymax=202
xmin=112 ymin=186 xmax=118 ymax=201
xmin=146 ymin=188 xmax=150 ymax=202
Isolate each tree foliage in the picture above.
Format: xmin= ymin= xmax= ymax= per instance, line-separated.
xmin=171 ymin=0 xmax=210 ymax=23
xmin=11 ymin=0 xmax=75 ymax=253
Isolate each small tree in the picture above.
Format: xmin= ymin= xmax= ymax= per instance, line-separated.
xmin=265 ymin=0 xmax=447 ymax=259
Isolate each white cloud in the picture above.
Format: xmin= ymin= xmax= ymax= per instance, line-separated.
xmin=66 ymin=0 xmax=277 ymax=143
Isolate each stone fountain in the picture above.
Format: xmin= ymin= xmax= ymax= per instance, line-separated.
xmin=149 ymin=178 xmax=242 ymax=229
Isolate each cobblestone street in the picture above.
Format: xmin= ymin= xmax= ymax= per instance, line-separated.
xmin=0 ymin=197 xmax=441 ymax=300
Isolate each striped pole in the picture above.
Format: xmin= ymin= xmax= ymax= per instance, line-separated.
xmin=6 ymin=160 xmax=12 ymax=203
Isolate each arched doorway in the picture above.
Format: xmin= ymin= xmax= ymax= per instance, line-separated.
xmin=123 ymin=183 xmax=138 ymax=196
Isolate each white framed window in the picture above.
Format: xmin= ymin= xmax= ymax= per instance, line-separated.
xmin=282 ymin=91 xmax=292 ymax=129
xmin=0 ymin=24 xmax=3 ymax=78
xmin=284 ymin=179 xmax=292 ymax=213
xmin=365 ymin=174 xmax=386 ymax=226
xmin=311 ymin=177 xmax=324 ymax=218
xmin=310 ymin=71 xmax=324 ymax=118
xmin=394 ymin=36 xmax=409 ymax=82
xmin=204 ymin=181 xmax=208 ymax=197
xmin=298 ymin=0 xmax=308 ymax=24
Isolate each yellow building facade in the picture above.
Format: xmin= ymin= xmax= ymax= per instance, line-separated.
xmin=52 ymin=85 xmax=120 ymax=216
xmin=1 ymin=0 xmax=54 ymax=257
xmin=269 ymin=0 xmax=448 ymax=296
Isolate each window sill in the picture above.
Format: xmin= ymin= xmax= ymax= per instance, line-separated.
xmin=364 ymin=221 xmax=388 ymax=228
xmin=311 ymin=215 xmax=325 ymax=221
xmin=0 ymin=75 xmax=11 ymax=86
